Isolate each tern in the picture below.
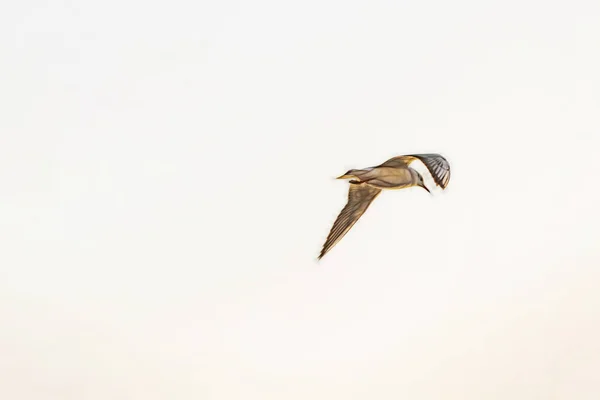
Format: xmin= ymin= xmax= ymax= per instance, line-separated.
xmin=318 ymin=153 xmax=450 ymax=260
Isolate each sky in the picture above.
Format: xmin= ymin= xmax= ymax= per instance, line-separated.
xmin=1 ymin=0 xmax=600 ymax=399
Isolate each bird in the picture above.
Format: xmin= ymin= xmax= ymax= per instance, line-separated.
xmin=318 ymin=153 xmax=450 ymax=260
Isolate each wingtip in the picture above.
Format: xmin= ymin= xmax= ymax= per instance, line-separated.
xmin=317 ymin=248 xmax=328 ymax=261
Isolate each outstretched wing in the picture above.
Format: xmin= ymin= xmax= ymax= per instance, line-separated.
xmin=406 ymin=153 xmax=451 ymax=189
xmin=318 ymin=183 xmax=382 ymax=260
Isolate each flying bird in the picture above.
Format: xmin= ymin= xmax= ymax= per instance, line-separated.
xmin=318 ymin=153 xmax=450 ymax=260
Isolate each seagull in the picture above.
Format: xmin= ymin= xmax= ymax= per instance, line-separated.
xmin=318 ymin=153 xmax=450 ymax=260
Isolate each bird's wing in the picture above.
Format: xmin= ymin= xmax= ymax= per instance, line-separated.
xmin=405 ymin=153 xmax=451 ymax=189
xmin=377 ymin=156 xmax=411 ymax=168
xmin=318 ymin=183 xmax=382 ymax=260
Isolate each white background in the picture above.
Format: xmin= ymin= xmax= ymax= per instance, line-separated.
xmin=1 ymin=1 xmax=600 ymax=399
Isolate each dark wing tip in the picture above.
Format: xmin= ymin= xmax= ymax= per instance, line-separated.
xmin=317 ymin=248 xmax=326 ymax=260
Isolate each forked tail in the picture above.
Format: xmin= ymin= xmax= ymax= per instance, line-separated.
xmin=336 ymin=168 xmax=372 ymax=181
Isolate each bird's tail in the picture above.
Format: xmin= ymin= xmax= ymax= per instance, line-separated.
xmin=336 ymin=169 xmax=371 ymax=180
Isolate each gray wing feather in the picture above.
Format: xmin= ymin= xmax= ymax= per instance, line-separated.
xmin=408 ymin=153 xmax=451 ymax=189
xmin=318 ymin=183 xmax=382 ymax=260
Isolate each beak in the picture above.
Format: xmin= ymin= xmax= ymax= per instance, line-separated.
xmin=421 ymin=184 xmax=431 ymax=194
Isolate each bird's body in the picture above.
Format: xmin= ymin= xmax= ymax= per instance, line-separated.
xmin=318 ymin=153 xmax=450 ymax=260
xmin=339 ymin=165 xmax=420 ymax=189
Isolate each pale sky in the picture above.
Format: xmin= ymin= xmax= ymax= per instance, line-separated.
xmin=1 ymin=0 xmax=600 ymax=399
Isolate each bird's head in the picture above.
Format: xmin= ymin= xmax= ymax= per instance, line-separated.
xmin=417 ymin=173 xmax=431 ymax=194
